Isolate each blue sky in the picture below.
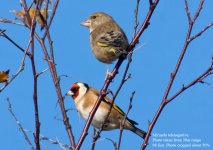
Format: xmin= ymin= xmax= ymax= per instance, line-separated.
xmin=0 ymin=0 xmax=213 ymax=150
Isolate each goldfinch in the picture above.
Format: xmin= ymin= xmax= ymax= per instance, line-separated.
xmin=67 ymin=82 xmax=146 ymax=139
xmin=81 ymin=12 xmax=129 ymax=64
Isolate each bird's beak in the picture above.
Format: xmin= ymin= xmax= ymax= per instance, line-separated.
xmin=66 ymin=91 xmax=74 ymax=96
xmin=81 ymin=20 xmax=91 ymax=27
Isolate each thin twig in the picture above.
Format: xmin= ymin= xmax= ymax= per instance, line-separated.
xmin=28 ymin=1 xmax=42 ymax=149
xmin=37 ymin=67 xmax=49 ymax=76
xmin=133 ymin=0 xmax=140 ymax=37
xmin=40 ymin=135 xmax=73 ymax=149
xmin=20 ymin=128 xmax=73 ymax=149
xmin=35 ymin=33 xmax=76 ymax=148
xmin=6 ymin=98 xmax=35 ymax=150
xmin=0 ymin=18 xmax=25 ymax=26
xmin=189 ymin=23 xmax=213 ymax=42
xmin=91 ymin=135 xmax=117 ymax=150
xmin=192 ymin=0 xmax=204 ymax=22
xmin=91 ymin=50 xmax=133 ymax=147
xmin=74 ymin=1 xmax=160 ymax=149
xmin=0 ymin=39 xmax=31 ymax=92
xmin=184 ymin=0 xmax=191 ymax=23
xmin=43 ymin=0 xmax=59 ymax=39
xmin=117 ymin=91 xmax=135 ymax=150
xmin=90 ymin=3 xmax=141 ymax=144
xmin=141 ymin=1 xmax=212 ymax=149
xmin=0 ymin=30 xmax=31 ymax=55
xmin=149 ymin=0 xmax=153 ymax=5
xmin=105 ymin=138 xmax=117 ymax=150
xmin=166 ymin=62 xmax=213 ymax=104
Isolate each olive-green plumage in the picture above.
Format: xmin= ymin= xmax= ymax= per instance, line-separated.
xmin=81 ymin=12 xmax=129 ymax=64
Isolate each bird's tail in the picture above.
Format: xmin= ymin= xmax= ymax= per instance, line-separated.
xmin=126 ymin=118 xmax=147 ymax=139
xmin=131 ymin=127 xmax=147 ymax=139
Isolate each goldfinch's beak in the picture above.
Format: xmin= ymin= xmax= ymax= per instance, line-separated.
xmin=81 ymin=20 xmax=91 ymax=27
xmin=66 ymin=91 xmax=74 ymax=96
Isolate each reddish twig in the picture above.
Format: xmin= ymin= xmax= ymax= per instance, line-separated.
xmin=30 ymin=0 xmax=76 ymax=147
xmin=149 ymin=0 xmax=153 ymax=5
xmin=0 ymin=30 xmax=31 ymax=55
xmin=6 ymin=98 xmax=35 ymax=150
xmin=74 ymin=1 xmax=160 ymax=150
xmin=104 ymin=138 xmax=117 ymax=150
xmin=91 ymin=47 xmax=133 ymax=149
xmin=0 ymin=18 xmax=25 ymax=26
xmin=133 ymin=0 xmax=140 ymax=37
xmin=40 ymin=135 xmax=73 ymax=149
xmin=184 ymin=0 xmax=191 ymax=23
xmin=141 ymin=0 xmax=213 ymax=149
xmin=43 ymin=0 xmax=59 ymax=39
xmin=35 ymin=34 xmax=76 ymax=148
xmin=189 ymin=23 xmax=213 ymax=42
xmin=0 ymin=31 xmax=31 ymax=92
xmin=2 ymin=0 xmax=76 ymax=149
xmin=166 ymin=63 xmax=213 ymax=104
xmin=27 ymin=1 xmax=43 ymax=149
xmin=117 ymin=91 xmax=135 ymax=150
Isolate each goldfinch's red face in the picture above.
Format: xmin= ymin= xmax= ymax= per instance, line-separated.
xmin=67 ymin=82 xmax=89 ymax=102
xmin=69 ymin=83 xmax=80 ymax=100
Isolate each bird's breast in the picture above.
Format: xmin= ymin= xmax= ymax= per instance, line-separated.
xmin=76 ymin=101 xmax=108 ymax=128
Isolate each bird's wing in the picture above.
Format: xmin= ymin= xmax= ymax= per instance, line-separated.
xmin=97 ymin=30 xmax=125 ymax=48
xmin=90 ymin=87 xmax=125 ymax=116
xmin=103 ymin=95 xmax=139 ymax=125
xmin=102 ymin=96 xmax=125 ymax=116
xmin=90 ymin=87 xmax=138 ymax=125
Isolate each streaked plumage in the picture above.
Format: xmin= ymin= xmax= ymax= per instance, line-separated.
xmin=81 ymin=12 xmax=129 ymax=64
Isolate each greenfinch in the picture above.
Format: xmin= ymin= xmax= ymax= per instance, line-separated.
xmin=67 ymin=82 xmax=147 ymax=139
xmin=81 ymin=12 xmax=129 ymax=64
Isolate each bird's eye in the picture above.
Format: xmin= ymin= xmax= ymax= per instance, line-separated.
xmin=71 ymin=87 xmax=79 ymax=93
xmin=91 ymin=15 xmax=97 ymax=19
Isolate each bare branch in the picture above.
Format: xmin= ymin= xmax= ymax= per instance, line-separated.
xmin=0 ymin=40 xmax=30 ymax=92
xmin=149 ymin=0 xmax=153 ymax=5
xmin=141 ymin=1 xmax=213 ymax=149
xmin=37 ymin=67 xmax=49 ymax=77
xmin=184 ymin=0 xmax=191 ymax=23
xmin=117 ymin=91 xmax=135 ymax=150
xmin=133 ymin=0 xmax=140 ymax=37
xmin=42 ymin=0 xmax=59 ymax=39
xmin=166 ymin=64 xmax=213 ymax=104
xmin=192 ymin=0 xmax=204 ymax=22
xmin=35 ymin=34 xmax=76 ymax=148
xmin=32 ymin=2 xmax=76 ymax=146
xmin=189 ymin=23 xmax=213 ymax=42
xmin=89 ymin=31 xmax=136 ymax=150
xmin=20 ymin=129 xmax=73 ymax=149
xmin=104 ymin=138 xmax=117 ymax=150
xmin=0 ymin=18 xmax=25 ymax=26
xmin=0 ymin=30 xmax=31 ymax=55
xmin=6 ymin=98 xmax=35 ymax=150
xmin=40 ymin=135 xmax=73 ymax=149
xmin=91 ymin=129 xmax=117 ymax=150
xmin=75 ymin=1 xmax=160 ymax=149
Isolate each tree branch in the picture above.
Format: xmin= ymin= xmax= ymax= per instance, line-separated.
xmin=166 ymin=60 xmax=213 ymax=104
xmin=74 ymin=1 xmax=160 ymax=149
xmin=141 ymin=1 xmax=212 ymax=149
xmin=117 ymin=91 xmax=135 ymax=150
xmin=6 ymin=98 xmax=35 ymax=150
xmin=0 ymin=31 xmax=31 ymax=92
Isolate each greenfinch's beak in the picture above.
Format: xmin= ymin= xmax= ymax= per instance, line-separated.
xmin=66 ymin=91 xmax=74 ymax=96
xmin=81 ymin=20 xmax=91 ymax=27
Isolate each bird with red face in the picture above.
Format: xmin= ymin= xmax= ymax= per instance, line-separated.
xmin=67 ymin=82 xmax=146 ymax=139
